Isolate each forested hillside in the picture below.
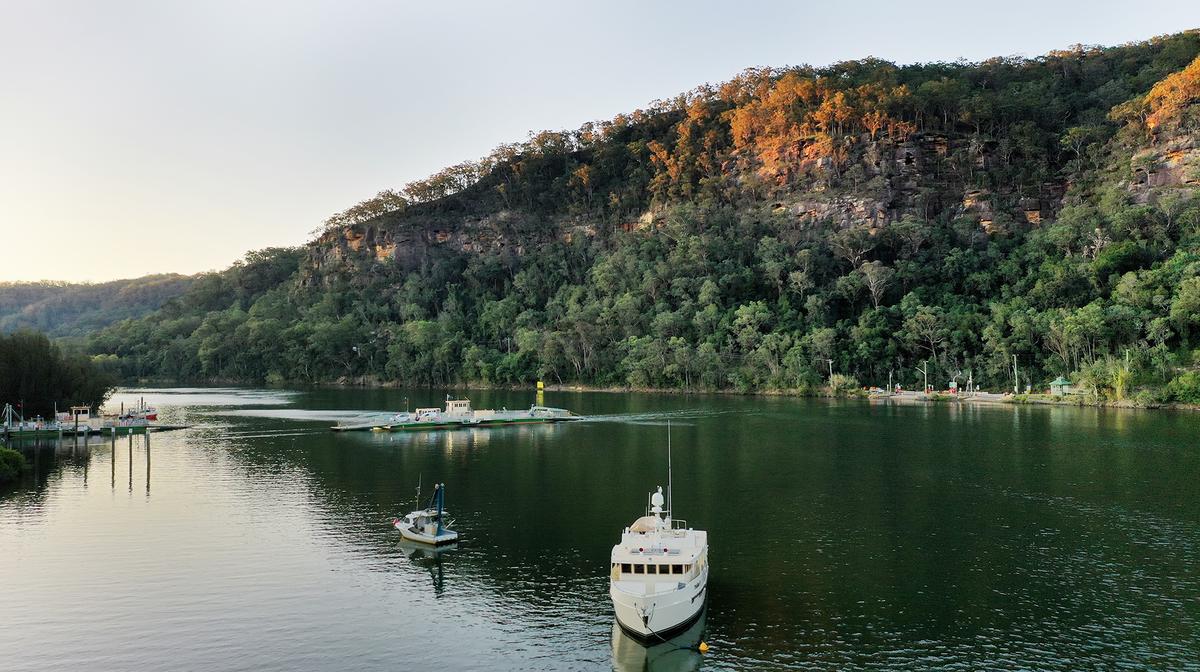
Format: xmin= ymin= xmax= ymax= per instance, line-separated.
xmin=87 ymin=32 xmax=1200 ymax=402
xmin=0 ymin=275 xmax=193 ymax=337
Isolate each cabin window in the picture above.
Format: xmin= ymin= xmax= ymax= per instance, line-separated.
xmin=621 ymin=563 xmax=631 ymax=573
xmin=633 ymin=564 xmax=644 ymax=575
xmin=647 ymin=565 xmax=657 ymax=575
xmin=684 ymin=564 xmax=691 ymax=573
xmin=672 ymin=564 xmax=683 ymax=574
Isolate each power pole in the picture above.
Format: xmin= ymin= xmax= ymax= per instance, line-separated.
xmin=916 ymin=360 xmax=929 ymax=394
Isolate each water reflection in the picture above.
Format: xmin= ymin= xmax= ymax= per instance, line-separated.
xmin=611 ymin=609 xmax=706 ymax=672
xmin=4 ymin=388 xmax=1200 ymax=671
xmin=398 ymin=540 xmax=457 ymax=596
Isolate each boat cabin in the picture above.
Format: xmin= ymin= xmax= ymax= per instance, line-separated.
xmin=443 ymin=399 xmax=472 ymax=416
xmin=612 ymin=560 xmax=697 ymax=577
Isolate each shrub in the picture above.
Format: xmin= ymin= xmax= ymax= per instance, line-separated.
xmin=1167 ymin=371 xmax=1200 ymax=404
xmin=0 ymin=447 xmax=26 ymax=485
xmin=828 ymin=373 xmax=861 ymax=396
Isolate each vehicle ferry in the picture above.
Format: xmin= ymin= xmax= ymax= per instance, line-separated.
xmin=332 ymin=398 xmax=578 ymax=432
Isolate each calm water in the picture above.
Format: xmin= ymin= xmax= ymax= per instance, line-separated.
xmin=1 ymin=388 xmax=1199 ymax=671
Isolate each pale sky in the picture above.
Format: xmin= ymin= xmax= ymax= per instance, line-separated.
xmin=1 ymin=1 xmax=1197 ymax=282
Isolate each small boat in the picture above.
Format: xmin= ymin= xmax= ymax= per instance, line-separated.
xmin=393 ymin=479 xmax=458 ymax=546
xmin=609 ymin=431 xmax=708 ymax=643
xmin=331 ymin=397 xmax=579 ymax=432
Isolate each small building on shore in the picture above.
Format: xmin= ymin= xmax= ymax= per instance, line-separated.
xmin=1049 ymin=376 xmax=1073 ymax=396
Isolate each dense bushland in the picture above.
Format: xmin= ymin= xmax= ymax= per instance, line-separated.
xmin=85 ymin=33 xmax=1200 ymax=402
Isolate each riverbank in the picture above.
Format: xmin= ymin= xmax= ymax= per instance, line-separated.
xmin=124 ymin=376 xmax=1200 ymax=412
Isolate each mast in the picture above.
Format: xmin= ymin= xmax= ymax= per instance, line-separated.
xmin=434 ymin=483 xmax=444 ymax=534
xmin=667 ymin=420 xmax=673 ymax=520
xmin=414 ymin=474 xmax=422 ymax=510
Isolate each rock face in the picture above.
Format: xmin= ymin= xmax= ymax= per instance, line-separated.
xmin=769 ymin=133 xmax=1061 ymax=237
xmin=303 ymin=209 xmax=558 ymax=285
xmin=1130 ymin=134 xmax=1200 ymax=201
xmin=305 ymin=125 xmax=1200 ymax=286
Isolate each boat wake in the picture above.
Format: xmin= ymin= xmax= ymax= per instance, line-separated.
xmin=215 ymin=409 xmax=383 ymax=422
xmin=579 ymin=408 xmax=741 ymax=425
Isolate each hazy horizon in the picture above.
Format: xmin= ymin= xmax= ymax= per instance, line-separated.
xmin=2 ymin=0 xmax=1198 ymax=283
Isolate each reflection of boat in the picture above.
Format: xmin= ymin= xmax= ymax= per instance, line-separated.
xmin=398 ymin=539 xmax=457 ymax=596
xmin=393 ymin=481 xmax=459 ymax=545
xmin=611 ymin=607 xmax=705 ymax=672
xmin=331 ymin=398 xmax=580 ymax=432
xmin=610 ymin=433 xmax=708 ymax=643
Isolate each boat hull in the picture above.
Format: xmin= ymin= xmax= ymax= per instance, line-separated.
xmin=610 ymin=568 xmax=708 ymax=643
xmin=611 ymin=606 xmax=706 ymax=669
xmin=395 ymin=521 xmax=459 ymax=546
xmin=386 ymin=417 xmax=566 ymax=431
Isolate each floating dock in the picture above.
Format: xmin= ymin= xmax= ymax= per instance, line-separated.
xmin=1 ymin=423 xmax=189 ymax=442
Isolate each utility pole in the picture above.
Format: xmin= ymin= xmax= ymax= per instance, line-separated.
xmin=916 ymin=360 xmax=929 ymax=394
xmin=1012 ymin=354 xmax=1019 ymax=394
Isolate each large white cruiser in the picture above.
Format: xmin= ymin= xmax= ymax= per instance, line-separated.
xmin=609 ymin=443 xmax=708 ymax=642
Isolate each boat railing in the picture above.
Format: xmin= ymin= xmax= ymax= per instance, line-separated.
xmin=670 ymin=518 xmax=688 ymax=530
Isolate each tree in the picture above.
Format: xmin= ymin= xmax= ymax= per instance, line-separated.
xmin=829 ymin=228 xmax=876 ymax=268
xmin=1170 ymin=276 xmax=1200 ymax=340
xmin=904 ymin=306 xmax=947 ymax=361
xmin=859 ymin=261 xmax=895 ymax=308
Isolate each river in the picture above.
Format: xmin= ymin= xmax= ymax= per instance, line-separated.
xmin=1 ymin=388 xmax=1198 ymax=670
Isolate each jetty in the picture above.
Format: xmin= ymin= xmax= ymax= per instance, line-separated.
xmin=1 ymin=403 xmax=188 ymax=443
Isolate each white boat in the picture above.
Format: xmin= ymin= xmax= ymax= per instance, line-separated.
xmin=393 ymin=481 xmax=458 ymax=546
xmin=609 ymin=435 xmax=708 ymax=643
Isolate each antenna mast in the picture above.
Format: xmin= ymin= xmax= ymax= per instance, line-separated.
xmin=667 ymin=420 xmax=673 ymax=519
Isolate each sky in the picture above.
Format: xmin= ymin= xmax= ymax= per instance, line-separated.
xmin=1 ymin=1 xmax=1198 ymax=282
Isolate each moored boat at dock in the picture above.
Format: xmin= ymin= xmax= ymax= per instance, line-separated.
xmin=2 ymin=403 xmax=187 ymax=441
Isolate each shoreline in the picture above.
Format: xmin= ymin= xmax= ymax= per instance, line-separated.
xmin=123 ymin=377 xmax=1200 ymax=413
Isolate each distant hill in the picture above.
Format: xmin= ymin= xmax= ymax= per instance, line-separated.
xmin=0 ymin=275 xmax=194 ymax=337
xmin=85 ymin=31 xmax=1200 ymax=403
